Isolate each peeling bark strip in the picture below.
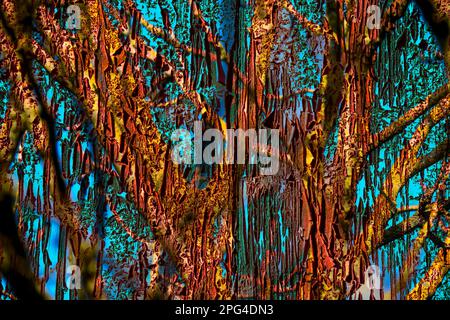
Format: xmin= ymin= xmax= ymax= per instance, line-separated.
xmin=0 ymin=0 xmax=449 ymax=300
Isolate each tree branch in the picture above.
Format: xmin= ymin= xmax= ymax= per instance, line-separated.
xmin=406 ymin=235 xmax=450 ymax=299
xmin=368 ymin=84 xmax=449 ymax=154
xmin=378 ymin=212 xmax=425 ymax=248
xmin=278 ymin=0 xmax=336 ymax=41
